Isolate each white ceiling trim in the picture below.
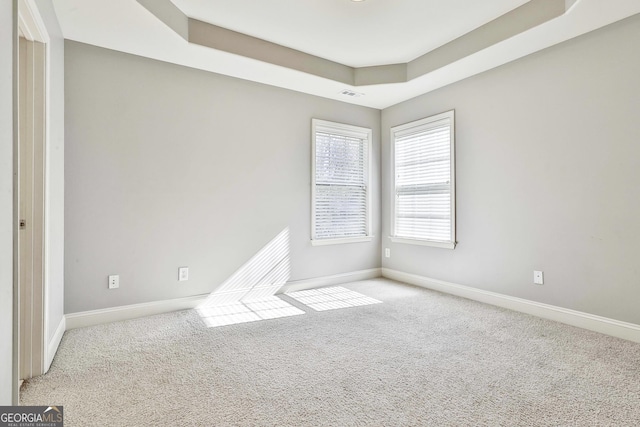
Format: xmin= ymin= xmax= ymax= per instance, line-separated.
xmin=52 ymin=0 xmax=640 ymax=109
xmin=171 ymin=0 xmax=534 ymax=68
xmin=139 ymin=0 xmax=568 ymax=87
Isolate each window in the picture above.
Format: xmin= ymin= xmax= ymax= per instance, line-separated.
xmin=390 ymin=111 xmax=456 ymax=249
xmin=312 ymin=119 xmax=372 ymax=245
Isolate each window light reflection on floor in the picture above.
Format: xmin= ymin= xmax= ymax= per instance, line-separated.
xmin=198 ymin=296 xmax=304 ymax=328
xmin=286 ymin=286 xmax=382 ymax=311
xmin=196 ymin=227 xmax=306 ymax=328
xmin=199 ymin=229 xmax=292 ymax=308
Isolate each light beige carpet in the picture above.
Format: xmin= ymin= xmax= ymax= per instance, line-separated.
xmin=21 ymin=279 xmax=640 ymax=426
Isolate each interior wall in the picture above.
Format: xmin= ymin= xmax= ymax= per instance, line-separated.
xmin=381 ymin=14 xmax=640 ymax=325
xmin=64 ymin=41 xmax=381 ymax=314
xmin=0 ymin=0 xmax=15 ymax=406
xmin=34 ymin=0 xmax=65 ymax=358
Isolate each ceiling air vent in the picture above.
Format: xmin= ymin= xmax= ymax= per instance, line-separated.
xmin=340 ymin=89 xmax=364 ymax=97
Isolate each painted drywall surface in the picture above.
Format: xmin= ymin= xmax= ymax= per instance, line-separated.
xmin=64 ymin=41 xmax=381 ymax=313
xmin=34 ymin=0 xmax=65 ymax=355
xmin=0 ymin=0 xmax=14 ymax=406
xmin=381 ymin=14 xmax=640 ymax=325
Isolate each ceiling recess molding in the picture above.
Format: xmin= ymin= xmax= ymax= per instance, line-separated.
xmin=53 ymin=0 xmax=640 ymax=108
xmin=137 ymin=0 xmax=573 ymax=87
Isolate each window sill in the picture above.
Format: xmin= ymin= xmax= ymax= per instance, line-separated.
xmin=389 ymin=237 xmax=456 ymax=250
xmin=311 ymin=236 xmax=373 ymax=246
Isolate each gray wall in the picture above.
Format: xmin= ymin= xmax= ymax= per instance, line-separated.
xmin=381 ymin=14 xmax=640 ymax=325
xmin=35 ymin=0 xmax=65 ymax=355
xmin=64 ymin=41 xmax=381 ymax=313
xmin=0 ymin=0 xmax=15 ymax=406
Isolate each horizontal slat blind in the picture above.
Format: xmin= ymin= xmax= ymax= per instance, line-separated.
xmin=394 ymin=115 xmax=453 ymax=242
xmin=315 ymin=131 xmax=368 ymax=239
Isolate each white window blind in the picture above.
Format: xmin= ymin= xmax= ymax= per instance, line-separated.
xmin=392 ymin=111 xmax=455 ymax=248
xmin=312 ymin=120 xmax=371 ymax=244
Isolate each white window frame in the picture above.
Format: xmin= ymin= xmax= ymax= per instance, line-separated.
xmin=311 ymin=119 xmax=373 ymax=246
xmin=390 ymin=111 xmax=456 ymax=249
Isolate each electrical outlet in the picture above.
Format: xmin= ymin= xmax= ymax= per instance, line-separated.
xmin=533 ymin=270 xmax=544 ymax=285
xmin=108 ymin=275 xmax=119 ymax=289
xmin=385 ymin=248 xmax=391 ymax=258
xmin=178 ymin=267 xmax=189 ymax=281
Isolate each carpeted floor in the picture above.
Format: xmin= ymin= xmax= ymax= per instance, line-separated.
xmin=21 ymin=279 xmax=640 ymax=426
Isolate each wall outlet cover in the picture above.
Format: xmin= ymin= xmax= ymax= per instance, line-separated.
xmin=179 ymin=267 xmax=189 ymax=281
xmin=533 ymin=270 xmax=544 ymax=285
xmin=108 ymin=275 xmax=119 ymax=289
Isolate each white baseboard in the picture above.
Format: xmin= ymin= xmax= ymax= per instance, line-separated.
xmin=65 ymin=268 xmax=382 ymax=329
xmin=45 ymin=316 xmax=65 ymax=372
xmin=382 ymin=268 xmax=640 ymax=343
xmin=279 ymin=268 xmax=382 ymax=293
xmin=65 ymin=294 xmax=209 ymax=330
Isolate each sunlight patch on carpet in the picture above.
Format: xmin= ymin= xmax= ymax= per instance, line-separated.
xmin=199 ymin=228 xmax=291 ymax=307
xmin=286 ymin=286 xmax=382 ymax=311
xmin=197 ymin=296 xmax=304 ymax=328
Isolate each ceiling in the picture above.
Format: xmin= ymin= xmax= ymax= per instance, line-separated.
xmin=52 ymin=0 xmax=640 ymax=109
xmin=170 ymin=0 xmax=531 ymax=68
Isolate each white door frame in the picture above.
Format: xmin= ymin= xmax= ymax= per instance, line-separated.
xmin=16 ymin=0 xmax=50 ymax=384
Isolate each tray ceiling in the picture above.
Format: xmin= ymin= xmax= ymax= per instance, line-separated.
xmin=52 ymin=0 xmax=640 ymax=109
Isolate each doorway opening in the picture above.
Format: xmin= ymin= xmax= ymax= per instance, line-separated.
xmin=15 ymin=0 xmax=50 ymax=390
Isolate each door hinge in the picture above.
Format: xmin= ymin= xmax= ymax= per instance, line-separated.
xmin=19 ymin=219 xmax=26 ymax=229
